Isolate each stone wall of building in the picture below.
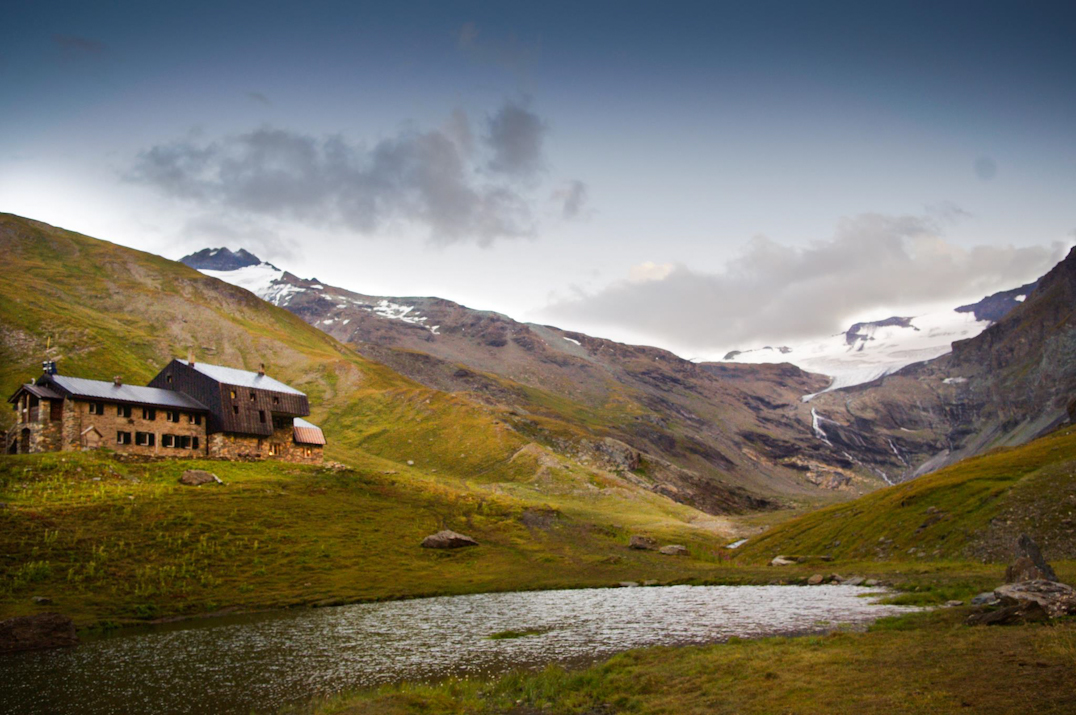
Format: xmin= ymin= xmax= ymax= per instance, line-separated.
xmin=61 ymin=400 xmax=208 ymax=457
xmin=6 ymin=396 xmax=62 ymax=454
xmin=208 ymin=425 xmax=323 ymax=464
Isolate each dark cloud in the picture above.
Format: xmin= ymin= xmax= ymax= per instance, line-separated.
xmin=553 ymin=180 xmax=589 ymax=220
xmin=543 ymin=211 xmax=1066 ymax=352
xmin=484 ymin=101 xmax=546 ymax=179
xmin=247 ymin=92 xmax=272 ymax=107
xmin=975 ymin=156 xmax=998 ymax=181
xmin=127 ymin=103 xmax=568 ymax=246
xmin=53 ymin=35 xmax=107 ymax=59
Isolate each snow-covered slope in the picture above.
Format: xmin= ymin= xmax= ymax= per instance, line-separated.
xmin=197 ymin=261 xmax=440 ymax=333
xmin=721 ymin=284 xmax=1034 ymax=397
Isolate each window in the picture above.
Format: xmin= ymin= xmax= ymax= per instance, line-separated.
xmin=268 ymin=442 xmax=282 ymax=456
xmin=166 ymin=374 xmax=173 ymax=384
xmin=142 ymin=408 xmax=156 ymax=420
xmin=249 ymin=391 xmax=256 ymax=402
xmin=162 ymin=434 xmax=175 ymax=448
xmin=117 ymin=405 xmax=132 ymax=418
xmin=304 ymin=447 xmax=312 ymax=457
xmin=179 ymin=435 xmax=192 ymax=449
xmin=88 ymin=402 xmax=104 ymax=415
xmin=166 ymin=410 xmax=180 ymax=423
xmin=273 ymin=396 xmax=280 ymax=405
xmin=230 ymin=389 xmax=236 ymax=399
xmin=233 ymin=405 xmax=240 ymax=415
xmin=259 ymin=410 xmax=266 ymax=424
xmin=116 ymin=431 xmax=132 ymax=445
xmin=187 ymin=413 xmax=201 ymax=425
xmin=135 ymin=432 xmax=155 ymax=447
xmin=192 ymin=436 xmax=200 ymax=450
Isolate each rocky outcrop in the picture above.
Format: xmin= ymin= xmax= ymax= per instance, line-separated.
xmin=993 ymin=581 xmax=1076 ymax=619
xmin=1004 ymin=534 xmax=1058 ymax=583
xmin=596 ymin=438 xmax=642 ymax=472
xmin=420 ymin=530 xmax=478 ymax=549
xmin=967 ymin=541 xmax=1076 ymax=625
xmin=179 ymin=470 xmax=222 ymax=486
xmin=659 ymin=545 xmax=688 ymax=556
xmin=0 ymin=613 xmax=78 ymax=653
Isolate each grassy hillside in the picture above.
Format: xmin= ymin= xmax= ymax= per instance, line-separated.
xmin=735 ymin=425 xmax=1076 ymax=564
xmin=0 ymin=452 xmax=756 ymax=626
xmin=0 ymin=213 xmax=764 ymax=625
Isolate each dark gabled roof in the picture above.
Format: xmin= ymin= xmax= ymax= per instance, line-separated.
xmin=45 ymin=375 xmax=209 ymax=411
xmin=176 ymin=359 xmax=305 ymax=396
xmin=7 ymin=383 xmax=64 ymax=404
xmin=293 ymin=417 xmax=326 ymax=445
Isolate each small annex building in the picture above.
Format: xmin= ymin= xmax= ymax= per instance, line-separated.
xmin=6 ymin=359 xmax=325 ymax=463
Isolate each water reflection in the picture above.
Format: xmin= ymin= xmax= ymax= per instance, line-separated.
xmin=0 ymin=585 xmax=914 ymax=715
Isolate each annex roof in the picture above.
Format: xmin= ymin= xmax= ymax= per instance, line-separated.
xmin=47 ymin=375 xmax=209 ymax=411
xmin=8 ymin=383 xmax=65 ymax=402
xmin=176 ymin=359 xmax=305 ymax=396
xmin=293 ymin=417 xmax=326 ymax=445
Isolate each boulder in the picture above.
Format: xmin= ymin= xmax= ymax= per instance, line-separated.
xmin=629 ymin=535 xmax=658 ymax=551
xmin=0 ymin=613 xmax=78 ymax=653
xmin=944 ymin=600 xmax=965 ymax=608
xmin=1005 ymin=534 xmax=1058 ymax=583
xmin=659 ymin=545 xmax=688 ymax=556
xmin=993 ymin=580 xmax=1076 ymax=619
xmin=31 ymin=596 xmax=53 ymax=605
xmin=807 ymin=574 xmax=825 ymax=585
xmin=842 ymin=576 xmax=865 ymax=587
xmin=864 ymin=579 xmax=880 ymax=587
xmin=618 ymin=581 xmax=640 ymax=588
xmin=179 ymin=470 xmax=222 ymax=486
xmin=770 ymin=555 xmax=798 ymax=566
xmin=420 ymin=530 xmax=479 ymax=549
xmin=966 ymin=602 xmax=1049 ymax=627
xmin=971 ymin=592 xmax=999 ymax=606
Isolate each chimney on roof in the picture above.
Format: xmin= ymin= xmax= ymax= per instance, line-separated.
xmin=258 ymin=363 xmax=266 ymax=377
xmin=113 ymin=375 xmax=123 ymax=387
xmin=187 ymin=349 xmax=196 ymax=367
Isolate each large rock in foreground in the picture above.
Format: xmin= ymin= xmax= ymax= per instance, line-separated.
xmin=179 ymin=470 xmax=222 ymax=486
xmin=629 ymin=535 xmax=657 ymax=550
xmin=994 ymin=580 xmax=1076 ymax=619
xmin=420 ymin=530 xmax=479 ymax=549
xmin=0 ymin=613 xmax=78 ymax=653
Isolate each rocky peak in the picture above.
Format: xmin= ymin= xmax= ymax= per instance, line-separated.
xmin=180 ymin=247 xmax=265 ymax=271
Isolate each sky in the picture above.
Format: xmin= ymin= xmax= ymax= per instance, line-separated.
xmin=2 ymin=0 xmax=1074 ymax=359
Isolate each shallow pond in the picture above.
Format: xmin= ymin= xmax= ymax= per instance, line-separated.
xmin=0 ymin=584 xmax=914 ymax=714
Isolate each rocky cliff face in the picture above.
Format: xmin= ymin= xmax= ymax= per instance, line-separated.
xmin=805 ymin=247 xmax=1076 ymax=482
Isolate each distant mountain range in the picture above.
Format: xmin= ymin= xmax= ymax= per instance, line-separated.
xmin=181 ymin=244 xmax=1074 ymax=489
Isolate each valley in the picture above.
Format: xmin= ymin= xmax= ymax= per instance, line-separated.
xmin=2 ymin=214 xmax=1075 ymax=714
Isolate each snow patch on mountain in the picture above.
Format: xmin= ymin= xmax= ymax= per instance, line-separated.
xmin=198 ymin=261 xmax=440 ymax=333
xmin=201 ymin=263 xmax=288 ymax=303
xmin=725 ymin=308 xmax=993 ymax=397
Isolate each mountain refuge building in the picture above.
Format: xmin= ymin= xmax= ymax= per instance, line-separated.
xmin=6 ymin=359 xmax=325 ymax=463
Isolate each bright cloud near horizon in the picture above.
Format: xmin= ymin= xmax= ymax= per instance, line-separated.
xmin=2 ymin=1 xmax=1074 ymax=358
